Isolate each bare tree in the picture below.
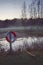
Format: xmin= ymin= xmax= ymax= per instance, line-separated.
xmin=21 ymin=1 xmax=27 ymax=19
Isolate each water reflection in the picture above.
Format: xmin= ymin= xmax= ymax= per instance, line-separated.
xmin=0 ymin=37 xmax=43 ymax=51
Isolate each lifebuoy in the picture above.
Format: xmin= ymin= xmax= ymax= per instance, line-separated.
xmin=6 ymin=31 xmax=16 ymax=43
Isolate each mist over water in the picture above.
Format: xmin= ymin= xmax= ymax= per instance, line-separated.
xmin=0 ymin=36 xmax=43 ymax=51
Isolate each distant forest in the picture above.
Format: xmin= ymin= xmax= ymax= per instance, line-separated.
xmin=0 ymin=18 xmax=43 ymax=28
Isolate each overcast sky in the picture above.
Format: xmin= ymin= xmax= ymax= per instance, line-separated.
xmin=0 ymin=0 xmax=32 ymax=20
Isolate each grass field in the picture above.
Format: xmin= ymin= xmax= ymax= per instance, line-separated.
xmin=0 ymin=51 xmax=43 ymax=65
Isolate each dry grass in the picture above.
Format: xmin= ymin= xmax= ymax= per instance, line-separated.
xmin=0 ymin=51 xmax=43 ymax=65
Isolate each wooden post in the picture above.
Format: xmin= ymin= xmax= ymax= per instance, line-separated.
xmin=10 ymin=32 xmax=12 ymax=54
